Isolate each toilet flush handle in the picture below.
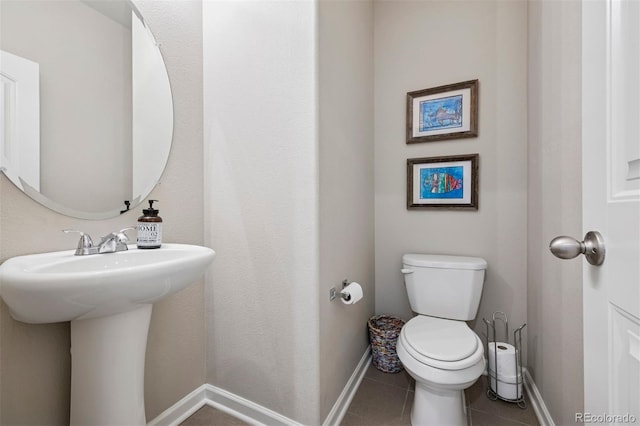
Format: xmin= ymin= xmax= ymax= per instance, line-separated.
xmin=400 ymin=268 xmax=414 ymax=274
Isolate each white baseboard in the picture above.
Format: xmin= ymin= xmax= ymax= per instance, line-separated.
xmin=147 ymin=383 xmax=303 ymax=426
xmin=149 ymin=353 xmax=552 ymax=426
xmin=148 ymin=345 xmax=371 ymax=426
xmin=322 ymin=346 xmax=372 ymax=426
xmin=147 ymin=386 xmax=208 ymax=426
xmin=204 ymin=385 xmax=304 ymax=426
xmin=523 ymin=368 xmax=555 ymax=426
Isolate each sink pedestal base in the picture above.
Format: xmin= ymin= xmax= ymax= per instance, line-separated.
xmin=70 ymin=304 xmax=152 ymax=425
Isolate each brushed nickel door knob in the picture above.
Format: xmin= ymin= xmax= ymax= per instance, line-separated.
xmin=549 ymin=231 xmax=605 ymax=266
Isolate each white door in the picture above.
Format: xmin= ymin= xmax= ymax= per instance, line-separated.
xmin=0 ymin=49 xmax=40 ymax=192
xmin=582 ymin=0 xmax=640 ymax=421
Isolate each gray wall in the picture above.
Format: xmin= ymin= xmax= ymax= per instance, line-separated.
xmin=204 ymin=1 xmax=375 ymax=423
xmin=373 ymin=0 xmax=528 ymax=345
xmin=318 ymin=0 xmax=374 ymax=420
xmin=527 ymin=0 xmax=584 ymax=424
xmin=203 ymin=1 xmax=321 ymax=424
xmin=0 ymin=1 xmax=204 ymax=423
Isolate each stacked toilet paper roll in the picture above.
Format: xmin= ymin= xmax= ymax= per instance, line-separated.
xmin=340 ymin=282 xmax=363 ymax=305
xmin=488 ymin=342 xmax=522 ymax=400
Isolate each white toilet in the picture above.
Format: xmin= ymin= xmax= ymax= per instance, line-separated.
xmin=397 ymin=254 xmax=487 ymax=426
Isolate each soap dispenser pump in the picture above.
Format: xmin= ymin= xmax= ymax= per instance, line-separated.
xmin=137 ymin=200 xmax=162 ymax=249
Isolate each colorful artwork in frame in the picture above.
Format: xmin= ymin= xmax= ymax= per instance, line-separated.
xmin=407 ymin=154 xmax=478 ymax=210
xmin=407 ymin=80 xmax=478 ymax=143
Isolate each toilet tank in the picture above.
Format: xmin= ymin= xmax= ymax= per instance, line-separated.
xmin=402 ymin=254 xmax=487 ymax=321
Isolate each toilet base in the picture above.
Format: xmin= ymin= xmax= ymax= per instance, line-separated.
xmin=411 ymin=381 xmax=467 ymax=426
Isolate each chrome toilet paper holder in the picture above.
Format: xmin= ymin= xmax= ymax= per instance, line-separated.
xmin=483 ymin=311 xmax=527 ymax=409
xmin=329 ymin=279 xmax=352 ymax=302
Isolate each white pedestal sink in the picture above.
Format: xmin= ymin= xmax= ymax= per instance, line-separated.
xmin=0 ymin=243 xmax=215 ymax=425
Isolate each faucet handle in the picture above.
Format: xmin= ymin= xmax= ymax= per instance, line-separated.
xmin=63 ymin=229 xmax=94 ymax=252
xmin=116 ymin=227 xmax=136 ymax=244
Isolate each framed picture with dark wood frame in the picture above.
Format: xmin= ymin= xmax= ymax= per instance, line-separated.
xmin=406 ymin=80 xmax=478 ymax=144
xmin=407 ymin=154 xmax=479 ymax=210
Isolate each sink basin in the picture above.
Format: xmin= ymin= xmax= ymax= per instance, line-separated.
xmin=0 ymin=243 xmax=215 ymax=323
xmin=0 ymin=243 xmax=215 ymax=425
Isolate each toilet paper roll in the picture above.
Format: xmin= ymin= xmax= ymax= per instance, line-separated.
xmin=487 ymin=342 xmax=518 ymax=378
xmin=341 ymin=282 xmax=363 ymax=305
xmin=490 ymin=375 xmax=522 ymax=401
xmin=488 ymin=341 xmax=522 ymax=400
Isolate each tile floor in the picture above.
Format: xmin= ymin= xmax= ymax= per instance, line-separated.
xmin=181 ymin=365 xmax=540 ymax=426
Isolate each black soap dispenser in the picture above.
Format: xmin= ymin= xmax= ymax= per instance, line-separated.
xmin=137 ymin=200 xmax=162 ymax=249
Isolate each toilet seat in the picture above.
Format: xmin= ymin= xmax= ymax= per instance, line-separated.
xmin=400 ymin=316 xmax=484 ymax=371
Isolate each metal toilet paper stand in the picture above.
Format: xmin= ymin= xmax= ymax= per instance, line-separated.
xmin=483 ymin=311 xmax=527 ymax=408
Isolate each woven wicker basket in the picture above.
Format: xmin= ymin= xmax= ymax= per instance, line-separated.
xmin=368 ymin=315 xmax=405 ymax=373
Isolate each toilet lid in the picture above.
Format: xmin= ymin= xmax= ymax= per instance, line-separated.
xmin=403 ymin=316 xmax=479 ymax=362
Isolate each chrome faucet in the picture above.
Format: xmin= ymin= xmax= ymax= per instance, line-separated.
xmin=63 ymin=228 xmax=135 ymax=256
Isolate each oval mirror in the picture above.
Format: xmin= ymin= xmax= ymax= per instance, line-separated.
xmin=0 ymin=0 xmax=173 ymax=219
